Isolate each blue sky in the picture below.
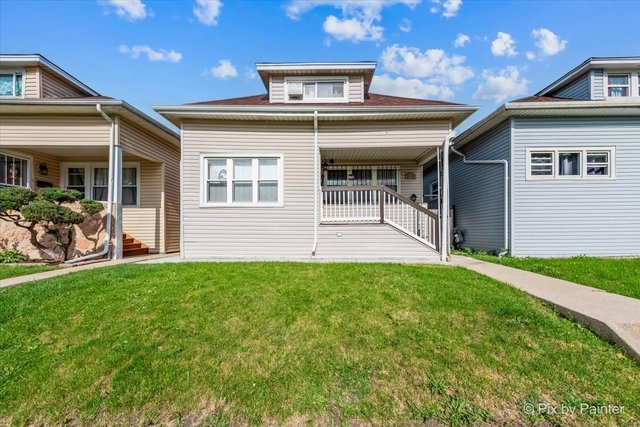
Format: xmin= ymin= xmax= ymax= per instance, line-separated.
xmin=1 ymin=0 xmax=639 ymax=130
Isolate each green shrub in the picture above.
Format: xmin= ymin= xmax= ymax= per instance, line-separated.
xmin=38 ymin=187 xmax=83 ymax=204
xmin=0 ymin=249 xmax=29 ymax=264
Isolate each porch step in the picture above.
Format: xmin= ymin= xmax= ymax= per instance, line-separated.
xmin=122 ymin=233 xmax=149 ymax=257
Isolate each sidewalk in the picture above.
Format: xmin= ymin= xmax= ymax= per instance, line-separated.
xmin=0 ymin=253 xmax=173 ymax=289
xmin=451 ymin=255 xmax=640 ymax=363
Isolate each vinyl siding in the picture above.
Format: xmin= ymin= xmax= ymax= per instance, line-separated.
xmin=24 ymin=67 xmax=40 ymax=98
xmin=449 ymin=120 xmax=510 ymax=252
xmin=399 ymin=164 xmax=422 ymax=197
xmin=423 ymin=161 xmax=438 ymax=203
xmin=269 ymin=76 xmax=285 ymax=103
xmin=348 ymin=75 xmax=364 ymax=102
xmin=511 ymin=117 xmax=640 ymax=257
xmin=41 ymin=67 xmax=87 ymax=98
xmin=550 ymin=72 xmax=590 ymax=99
xmin=0 ymin=116 xmax=110 ymax=146
xmin=591 ymin=69 xmax=605 ymax=100
xmin=270 ymin=74 xmax=365 ymax=103
xmin=314 ymin=224 xmax=440 ymax=261
xmin=122 ymin=160 xmax=163 ymax=252
xmin=318 ymin=120 xmax=450 ymax=148
xmin=0 ymin=147 xmax=60 ymax=189
xmin=118 ymin=118 xmax=180 ymax=253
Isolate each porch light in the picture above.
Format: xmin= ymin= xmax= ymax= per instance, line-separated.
xmin=39 ymin=162 xmax=49 ymax=176
xmin=410 ymin=194 xmax=417 ymax=203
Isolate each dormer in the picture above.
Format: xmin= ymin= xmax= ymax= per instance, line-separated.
xmin=536 ymin=57 xmax=640 ymax=101
xmin=256 ymin=62 xmax=376 ymax=104
xmin=0 ymin=54 xmax=99 ymax=99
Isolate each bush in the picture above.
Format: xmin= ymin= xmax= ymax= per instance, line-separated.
xmin=38 ymin=188 xmax=83 ymax=204
xmin=0 ymin=249 xmax=29 ymax=264
xmin=22 ymin=200 xmax=84 ymax=225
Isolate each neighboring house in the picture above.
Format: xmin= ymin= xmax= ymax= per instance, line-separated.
xmin=425 ymin=57 xmax=640 ymax=257
xmin=0 ymin=54 xmax=180 ymax=259
xmin=155 ymin=62 xmax=477 ymax=262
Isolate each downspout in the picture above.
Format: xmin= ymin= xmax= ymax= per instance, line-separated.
xmin=311 ymin=110 xmax=319 ymax=255
xmin=66 ymin=103 xmax=115 ymax=263
xmin=440 ymin=133 xmax=452 ymax=262
xmin=450 ymin=141 xmax=509 ymax=255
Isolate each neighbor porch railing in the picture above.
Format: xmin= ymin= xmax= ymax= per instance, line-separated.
xmin=321 ymin=186 xmax=439 ymax=250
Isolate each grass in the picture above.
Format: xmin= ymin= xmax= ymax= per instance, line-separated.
xmin=0 ymin=264 xmax=57 ymax=281
xmin=461 ymin=252 xmax=640 ymax=300
xmin=0 ymin=263 xmax=638 ymax=426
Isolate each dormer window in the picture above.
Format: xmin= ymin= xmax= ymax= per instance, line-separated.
xmin=0 ymin=72 xmax=23 ymax=97
xmin=607 ymin=74 xmax=630 ymax=97
xmin=285 ymin=77 xmax=347 ymax=103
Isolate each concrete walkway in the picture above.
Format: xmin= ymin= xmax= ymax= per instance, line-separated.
xmin=0 ymin=253 xmax=173 ymax=289
xmin=451 ymin=255 xmax=640 ymax=363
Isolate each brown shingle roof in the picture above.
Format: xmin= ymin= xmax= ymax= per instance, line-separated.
xmin=511 ymin=95 xmax=593 ymax=103
xmin=188 ymin=92 xmax=465 ymax=107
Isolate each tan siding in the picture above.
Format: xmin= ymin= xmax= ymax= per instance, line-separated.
xmin=118 ymin=118 xmax=180 ymax=253
xmin=41 ymin=67 xmax=86 ymax=98
xmin=348 ymin=75 xmax=363 ymax=102
xmin=122 ymin=160 xmax=163 ymax=252
xmin=399 ymin=164 xmax=422 ymax=197
xmin=318 ymin=120 xmax=450 ymax=148
xmin=0 ymin=147 xmax=60 ymax=189
xmin=315 ymin=224 xmax=439 ymax=261
xmin=270 ymin=76 xmax=285 ymax=102
xmin=182 ymin=120 xmax=315 ymax=259
xmin=24 ymin=67 xmax=40 ymax=98
xmin=0 ymin=116 xmax=110 ymax=146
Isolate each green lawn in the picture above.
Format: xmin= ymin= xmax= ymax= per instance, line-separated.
xmin=0 ymin=264 xmax=57 ymax=281
xmin=1 ymin=263 xmax=638 ymax=426
xmin=463 ymin=253 xmax=640 ymax=300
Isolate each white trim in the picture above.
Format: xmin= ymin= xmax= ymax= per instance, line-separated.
xmin=0 ymin=69 xmax=25 ymax=99
xmin=199 ymin=154 xmax=285 ymax=208
xmin=256 ymin=62 xmax=376 ymax=72
xmin=604 ymin=70 xmax=635 ymax=99
xmin=284 ymin=76 xmax=348 ymax=103
xmin=0 ymin=150 xmax=32 ymax=188
xmin=525 ymin=147 xmax=616 ymax=180
xmin=60 ymin=161 xmax=141 ymax=207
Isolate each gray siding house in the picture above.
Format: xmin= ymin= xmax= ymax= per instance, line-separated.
xmin=155 ymin=62 xmax=477 ymax=262
xmin=426 ymin=57 xmax=640 ymax=257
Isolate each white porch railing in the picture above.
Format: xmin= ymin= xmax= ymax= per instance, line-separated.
xmin=321 ymin=186 xmax=439 ymax=250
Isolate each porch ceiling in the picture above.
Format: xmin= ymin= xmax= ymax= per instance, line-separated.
xmin=321 ymin=146 xmax=436 ymax=163
xmin=1 ymin=145 xmax=149 ymax=161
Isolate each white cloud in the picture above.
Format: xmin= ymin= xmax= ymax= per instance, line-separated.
xmin=119 ymin=45 xmax=182 ymax=63
xmin=473 ymin=66 xmax=530 ymax=103
xmin=491 ymin=32 xmax=518 ymax=57
xmin=399 ymin=18 xmax=412 ymax=32
xmin=209 ymin=59 xmax=237 ymax=79
xmin=381 ymin=44 xmax=474 ymax=85
xmin=531 ymin=28 xmax=567 ymax=56
xmin=372 ymin=74 xmax=454 ymax=100
xmin=244 ymin=67 xmax=258 ymax=80
xmin=284 ymin=0 xmax=420 ymax=42
xmin=526 ymin=51 xmax=536 ymax=60
xmin=429 ymin=0 xmax=462 ymax=17
xmin=102 ymin=0 xmax=147 ymax=21
xmin=453 ymin=33 xmax=470 ymax=48
xmin=193 ymin=0 xmax=223 ymax=25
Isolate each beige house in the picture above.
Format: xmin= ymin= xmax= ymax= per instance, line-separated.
xmin=0 ymin=54 xmax=180 ymax=259
xmin=156 ymin=62 xmax=477 ymax=262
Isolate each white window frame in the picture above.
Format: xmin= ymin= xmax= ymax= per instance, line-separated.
xmin=526 ymin=147 xmax=616 ymax=180
xmin=0 ymin=69 xmax=25 ymax=99
xmin=200 ymin=154 xmax=284 ymax=207
xmin=61 ymin=162 xmax=141 ymax=207
xmin=604 ymin=71 xmax=637 ymax=99
xmin=284 ymin=76 xmax=348 ymax=103
xmin=0 ymin=150 xmax=31 ymax=188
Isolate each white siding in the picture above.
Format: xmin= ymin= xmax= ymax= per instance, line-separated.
xmin=591 ymin=69 xmax=605 ymax=100
xmin=511 ymin=118 xmax=640 ymax=257
xmin=348 ymin=75 xmax=364 ymax=102
xmin=550 ymin=72 xmax=590 ymax=99
xmin=269 ymin=76 xmax=285 ymax=103
xmin=449 ymin=121 xmax=510 ymax=252
xmin=318 ymin=120 xmax=450 ymax=148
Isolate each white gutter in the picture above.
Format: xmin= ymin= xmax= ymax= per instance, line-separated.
xmin=450 ymin=141 xmax=509 ymax=254
xmin=440 ymin=132 xmax=452 ymax=262
xmin=66 ymin=104 xmax=115 ymax=263
xmin=312 ymin=110 xmax=319 ymax=256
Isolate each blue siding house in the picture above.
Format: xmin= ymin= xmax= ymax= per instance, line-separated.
xmin=426 ymin=57 xmax=640 ymax=257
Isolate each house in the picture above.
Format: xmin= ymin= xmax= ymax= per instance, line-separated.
xmin=0 ymin=54 xmax=180 ymax=259
xmin=425 ymin=57 xmax=640 ymax=257
xmin=155 ymin=62 xmax=477 ymax=262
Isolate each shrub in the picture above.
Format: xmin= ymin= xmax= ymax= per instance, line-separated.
xmin=0 ymin=249 xmax=29 ymax=264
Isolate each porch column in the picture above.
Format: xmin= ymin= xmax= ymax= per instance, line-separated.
xmin=440 ymin=133 xmax=453 ymax=262
xmin=111 ymin=116 xmax=124 ymax=260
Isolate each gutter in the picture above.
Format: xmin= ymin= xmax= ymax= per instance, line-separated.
xmin=66 ymin=103 xmax=115 ymax=263
xmin=450 ymin=140 xmax=509 ymax=254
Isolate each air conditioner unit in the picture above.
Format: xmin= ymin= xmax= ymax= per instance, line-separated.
xmin=288 ymin=82 xmax=303 ymax=98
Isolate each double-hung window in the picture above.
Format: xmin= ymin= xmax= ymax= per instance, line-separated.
xmin=286 ymin=77 xmax=347 ymax=102
xmin=0 ymin=152 xmax=30 ymax=188
xmin=607 ymin=74 xmax=630 ymax=97
xmin=0 ymin=72 xmax=23 ymax=97
xmin=203 ymin=157 xmax=283 ymax=206
xmin=63 ymin=163 xmax=139 ymax=206
xmin=527 ymin=148 xmax=614 ymax=179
